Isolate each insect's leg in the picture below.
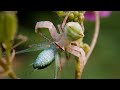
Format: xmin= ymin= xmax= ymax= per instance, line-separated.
xmin=35 ymin=21 xmax=61 ymax=41
xmin=54 ymin=52 xmax=62 ymax=79
xmin=66 ymin=44 xmax=86 ymax=72
xmin=12 ymin=35 xmax=28 ymax=49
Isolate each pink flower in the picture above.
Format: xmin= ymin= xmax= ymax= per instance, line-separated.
xmin=84 ymin=11 xmax=112 ymax=21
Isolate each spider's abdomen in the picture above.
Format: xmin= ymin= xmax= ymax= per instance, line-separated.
xmin=33 ymin=44 xmax=56 ymax=69
xmin=64 ymin=22 xmax=84 ymax=41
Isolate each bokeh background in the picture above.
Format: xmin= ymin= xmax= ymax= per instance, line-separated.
xmin=10 ymin=11 xmax=120 ymax=79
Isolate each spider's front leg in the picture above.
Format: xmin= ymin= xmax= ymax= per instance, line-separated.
xmin=66 ymin=44 xmax=86 ymax=73
xmin=35 ymin=21 xmax=61 ymax=41
xmin=54 ymin=52 xmax=63 ymax=79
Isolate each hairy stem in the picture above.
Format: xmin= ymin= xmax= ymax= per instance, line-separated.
xmin=75 ymin=58 xmax=81 ymax=79
xmin=85 ymin=11 xmax=100 ymax=65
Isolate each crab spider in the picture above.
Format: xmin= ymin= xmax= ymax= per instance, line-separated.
xmin=35 ymin=18 xmax=86 ymax=78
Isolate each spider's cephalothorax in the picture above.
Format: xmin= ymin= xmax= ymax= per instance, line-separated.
xmin=35 ymin=21 xmax=84 ymax=50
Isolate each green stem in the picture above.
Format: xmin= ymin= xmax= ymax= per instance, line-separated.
xmin=0 ymin=58 xmax=18 ymax=79
xmin=75 ymin=58 xmax=81 ymax=79
xmin=75 ymin=11 xmax=100 ymax=79
xmin=5 ymin=44 xmax=11 ymax=64
xmin=6 ymin=50 xmax=18 ymax=79
xmin=7 ymin=66 xmax=18 ymax=79
xmin=2 ymin=43 xmax=18 ymax=79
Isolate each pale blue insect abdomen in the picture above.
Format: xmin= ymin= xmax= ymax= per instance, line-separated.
xmin=33 ymin=44 xmax=56 ymax=69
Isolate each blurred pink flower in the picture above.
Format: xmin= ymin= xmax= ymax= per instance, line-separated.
xmin=84 ymin=11 xmax=112 ymax=21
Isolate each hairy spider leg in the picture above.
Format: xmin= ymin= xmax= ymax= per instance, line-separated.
xmin=66 ymin=44 xmax=86 ymax=73
xmin=54 ymin=52 xmax=62 ymax=79
xmin=35 ymin=21 xmax=61 ymax=41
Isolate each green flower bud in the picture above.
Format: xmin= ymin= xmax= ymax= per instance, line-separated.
xmin=0 ymin=13 xmax=5 ymax=43
xmin=74 ymin=17 xmax=79 ymax=22
xmin=64 ymin=22 xmax=84 ymax=41
xmin=0 ymin=11 xmax=17 ymax=49
xmin=3 ymin=11 xmax=17 ymax=43
xmin=68 ymin=13 xmax=74 ymax=20
xmin=73 ymin=11 xmax=79 ymax=17
xmin=82 ymin=43 xmax=90 ymax=54
xmin=78 ymin=11 xmax=84 ymax=13
xmin=56 ymin=11 xmax=64 ymax=17
xmin=79 ymin=13 xmax=84 ymax=22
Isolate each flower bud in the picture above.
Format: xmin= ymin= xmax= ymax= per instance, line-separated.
xmin=0 ymin=13 xmax=4 ymax=43
xmin=56 ymin=11 xmax=64 ymax=17
xmin=64 ymin=22 xmax=84 ymax=41
xmin=73 ymin=11 xmax=79 ymax=17
xmin=68 ymin=13 xmax=74 ymax=20
xmin=82 ymin=43 xmax=90 ymax=54
xmin=3 ymin=11 xmax=17 ymax=43
xmin=74 ymin=17 xmax=79 ymax=22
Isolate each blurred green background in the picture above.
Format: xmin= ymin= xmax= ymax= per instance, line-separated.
xmin=11 ymin=11 xmax=120 ymax=79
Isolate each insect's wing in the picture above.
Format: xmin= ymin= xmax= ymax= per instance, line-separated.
xmin=16 ymin=42 xmax=50 ymax=55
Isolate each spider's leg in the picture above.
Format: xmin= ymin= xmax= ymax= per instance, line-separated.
xmin=57 ymin=24 xmax=63 ymax=34
xmin=65 ymin=52 xmax=71 ymax=61
xmin=54 ymin=52 xmax=62 ymax=79
xmin=61 ymin=12 xmax=70 ymax=30
xmin=10 ymin=49 xmax=15 ymax=62
xmin=66 ymin=44 xmax=86 ymax=72
xmin=35 ymin=21 xmax=61 ymax=41
xmin=12 ymin=34 xmax=28 ymax=49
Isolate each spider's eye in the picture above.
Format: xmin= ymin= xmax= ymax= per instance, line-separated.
xmin=64 ymin=22 xmax=84 ymax=41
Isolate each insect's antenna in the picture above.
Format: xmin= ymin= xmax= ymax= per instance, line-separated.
xmin=38 ymin=32 xmax=52 ymax=43
xmin=18 ymin=63 xmax=37 ymax=78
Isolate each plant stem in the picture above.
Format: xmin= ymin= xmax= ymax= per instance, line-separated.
xmin=6 ymin=50 xmax=18 ymax=79
xmin=75 ymin=11 xmax=100 ymax=79
xmin=75 ymin=58 xmax=81 ymax=79
xmin=0 ymin=58 xmax=18 ymax=79
xmin=3 ymin=44 xmax=18 ymax=79
xmin=7 ymin=66 xmax=18 ymax=79
xmin=85 ymin=11 xmax=100 ymax=65
xmin=0 ymin=70 xmax=9 ymax=77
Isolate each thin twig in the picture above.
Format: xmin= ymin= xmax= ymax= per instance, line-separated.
xmin=12 ymin=35 xmax=28 ymax=49
xmin=85 ymin=11 xmax=100 ymax=65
